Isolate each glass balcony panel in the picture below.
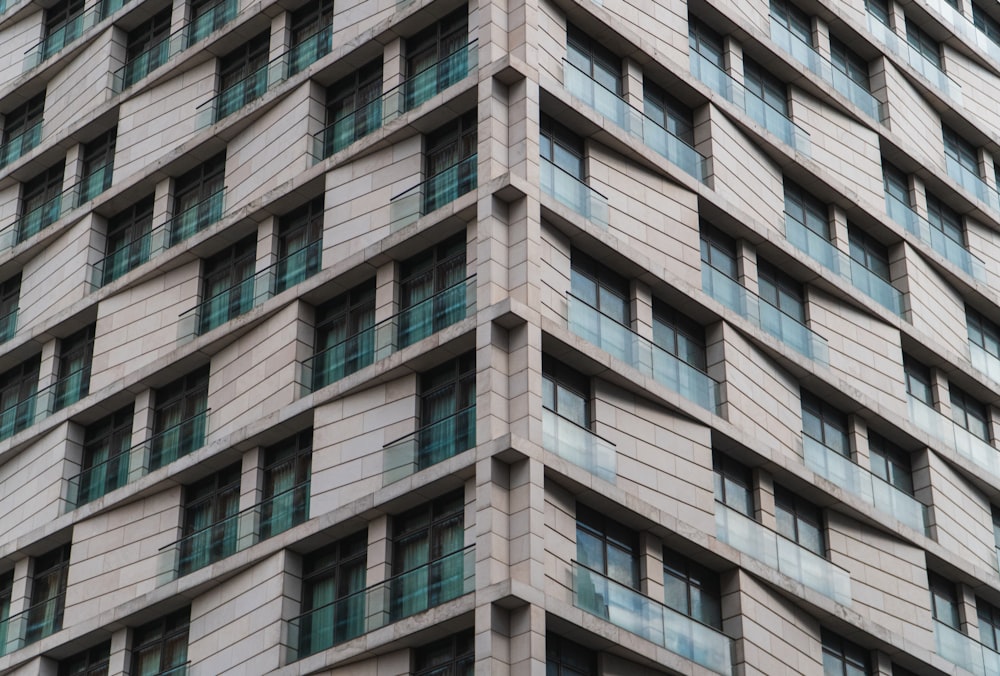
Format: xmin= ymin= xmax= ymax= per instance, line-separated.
xmin=21 ymin=592 xmax=65 ymax=645
xmin=397 ymin=275 xmax=475 ymax=348
xmin=0 ymin=122 xmax=42 ymax=168
xmin=755 ymin=295 xmax=829 ymax=364
xmin=946 ymin=155 xmax=1000 ymax=210
xmin=829 ymin=68 xmax=881 ymax=119
xmin=51 ymin=365 xmax=90 ymax=411
xmin=775 ymin=536 xmax=852 ymax=605
xmin=168 ymin=189 xmax=225 ymax=245
xmin=970 ymin=343 xmax=1000 ymax=384
xmin=116 ymin=34 xmax=178 ymax=91
xmin=187 ymin=0 xmax=237 ymax=45
xmin=0 ymin=392 xmax=36 ymax=441
xmin=563 ymin=60 xmax=629 ymax=128
xmin=715 ymin=506 xmax=779 ymax=569
xmin=802 ymin=435 xmax=873 ymax=501
xmin=18 ymin=194 xmax=63 ymax=243
xmin=258 ymin=481 xmax=310 ymax=539
xmin=744 ymin=91 xmax=798 ymax=149
xmin=935 ymin=621 xmax=988 ymax=675
xmin=389 ymin=546 xmax=474 ymax=620
xmin=540 ymin=157 xmax=609 ymax=228
xmin=702 ymin=266 xmax=747 ymax=315
xmin=275 ymin=240 xmax=322 ymax=293
xmin=66 ymin=451 xmax=130 ymax=507
xmin=288 ymin=25 xmax=332 ymax=75
xmin=292 ymin=586 xmax=367 ymax=658
xmin=690 ymin=51 xmax=736 ymax=102
xmin=194 ymin=275 xmax=257 ymax=335
xmin=306 ymin=327 xmax=376 ymax=391
xmin=389 ymin=155 xmax=477 ymax=230
xmin=848 ymin=258 xmax=903 ymax=315
xmin=769 ymin=18 xmax=825 ymax=77
xmin=176 ymin=515 xmax=239 ymax=576
xmin=216 ymin=65 xmax=269 ymax=120
xmin=404 ymin=41 xmax=477 ymax=111
xmin=78 ymin=163 xmax=113 ymax=204
xmin=94 ymin=228 xmax=158 ymax=288
xmin=382 ymin=407 xmax=475 ymax=485
xmin=542 ymin=408 xmax=617 ymax=482
xmin=639 ymin=117 xmax=706 ymax=181
xmin=884 ymin=193 xmax=921 ymax=236
xmin=24 ymin=9 xmax=98 ymax=68
xmin=869 ymin=477 xmax=928 ymax=533
xmin=572 ymin=562 xmax=733 ymax=674
xmin=0 ymin=307 xmax=16 ymax=344
xmin=953 ymin=423 xmax=1000 ymax=479
xmin=148 ymin=409 xmax=209 ymax=471
xmin=783 ymin=212 xmax=840 ymax=274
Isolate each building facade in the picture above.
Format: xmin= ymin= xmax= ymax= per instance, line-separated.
xmin=0 ymin=0 xmax=999 ymax=673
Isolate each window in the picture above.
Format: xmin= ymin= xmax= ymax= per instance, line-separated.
xmin=150 ymin=365 xmax=209 ymax=469
xmin=950 ymin=385 xmax=990 ymax=441
xmin=26 ymin=544 xmax=70 ymax=643
xmin=417 ymin=352 xmax=475 ymax=468
xmin=903 ymin=355 xmax=933 ymax=405
xmin=391 ymin=490 xmax=466 ymax=619
xmin=821 ymin=628 xmax=870 ymax=676
xmin=868 ymin=432 xmax=914 ymax=494
xmin=784 ymin=181 xmax=831 ymax=245
xmin=968 ymin=306 xmax=1000 ymax=368
xmin=20 ymin=161 xmax=65 ymax=241
xmin=883 ymin=163 xmax=911 ymax=213
xmin=540 ymin=115 xmax=592 ymax=214
xmin=714 ymin=451 xmax=754 ymax=516
xmin=758 ymin=261 xmax=810 ymax=354
xmin=422 ymin=111 xmax=477 ymax=213
xmin=171 ymin=152 xmax=225 ymax=243
xmin=179 ymin=463 xmax=240 ymax=575
xmin=547 ymin=634 xmax=597 ymax=676
xmin=132 ymin=608 xmax=190 ymax=675
xmin=775 ymin=485 xmax=824 ymax=556
xmin=944 ymin=127 xmax=981 ymax=181
xmin=653 ymin=300 xmax=707 ymax=371
xmin=576 ymin=503 xmax=639 ymax=588
xmin=974 ymin=2 xmax=1000 ymax=46
xmin=54 ymin=324 xmax=94 ymax=410
xmin=80 ymin=128 xmax=116 ymax=201
xmin=771 ymin=0 xmax=812 ymax=46
xmin=276 ymin=197 xmax=323 ymax=292
xmin=312 ymin=280 xmax=376 ymax=388
xmin=404 ymin=6 xmax=468 ymax=109
xmin=399 ymin=233 xmax=467 ymax=347
xmin=217 ymin=32 xmax=270 ymax=118
xmin=289 ymin=0 xmax=333 ymax=53
xmin=543 ymin=356 xmax=589 ymax=428
xmin=260 ymin=430 xmax=311 ymax=538
xmin=298 ymin=531 xmax=367 ymax=655
xmin=906 ymin=19 xmax=942 ymax=69
xmin=567 ymin=24 xmax=622 ymax=94
xmin=190 ymin=0 xmax=235 ymax=42
xmin=801 ymin=391 xmax=850 ymax=456
xmin=928 ymin=572 xmax=960 ymax=628
xmin=831 ymin=37 xmax=870 ymax=92
xmin=60 ymin=641 xmax=110 ymax=676
xmin=77 ymin=405 xmax=133 ymax=504
xmin=43 ymin=0 xmax=85 ymax=57
xmin=689 ymin=18 xmax=725 ymax=69
xmin=979 ymin=597 xmax=1000 ymax=652
xmin=662 ymin=548 xmax=721 ymax=628
xmin=122 ymin=10 xmax=170 ymax=88
xmin=103 ymin=196 xmax=154 ymax=285
xmin=199 ymin=235 xmax=256 ymax=333
xmin=744 ymin=58 xmax=788 ymax=116
xmin=0 ymin=570 xmax=11 ymax=648
xmin=414 ymin=629 xmax=474 ymax=676
xmin=325 ymin=59 xmax=382 ymax=154
xmin=0 ymin=356 xmax=39 ymax=439
xmin=848 ymin=227 xmax=892 ymax=284
xmin=571 ymin=248 xmax=630 ymax=329
xmin=2 ymin=93 xmax=44 ymax=147
xmin=700 ymin=224 xmax=742 ymax=309
xmin=0 ymin=273 xmax=20 ymax=341
xmin=644 ymin=81 xmax=694 ymax=144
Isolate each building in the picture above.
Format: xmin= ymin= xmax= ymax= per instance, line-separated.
xmin=3 ymin=0 xmax=1000 ymax=672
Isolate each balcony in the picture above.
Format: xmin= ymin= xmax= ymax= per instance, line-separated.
xmin=970 ymin=342 xmax=1000 ymax=384
xmin=389 ymin=155 xmax=477 ymax=230
xmin=883 ymin=193 xmax=986 ymax=281
xmin=383 ymin=407 xmax=475 ymax=485
xmin=935 ymin=621 xmax=1000 ymax=676
xmin=78 ymin=162 xmax=113 ymax=203
xmin=909 ymin=396 xmax=1000 ymax=480
xmin=403 ymin=40 xmax=478 ymax=111
xmin=542 ymin=408 xmax=616 ymax=482
xmin=802 ymin=435 xmax=927 ymax=533
xmin=146 ymin=409 xmax=210 ymax=472
xmin=715 ymin=505 xmax=851 ymax=605
xmin=66 ymin=449 xmax=129 ymax=508
xmin=300 ymin=275 xmax=476 ymax=394
xmin=179 ymin=270 xmax=272 ymax=338
xmin=768 ymin=16 xmax=882 ymax=120
xmin=23 ymin=8 xmax=100 ymax=71
xmin=689 ymin=51 xmax=810 ymax=154
xmin=782 ymin=212 xmax=904 ymax=315
xmin=701 ymin=265 xmax=830 ymax=365
xmin=289 ymin=544 xmax=475 ymax=661
xmin=946 ymin=155 xmax=1000 ymax=212
xmin=161 ymin=481 xmax=310 ymax=578
xmin=567 ymin=294 xmax=720 ymax=412
xmin=0 ymin=388 xmax=37 ymax=441
xmin=866 ymin=14 xmax=962 ymax=102
xmin=0 ymin=592 xmax=65 ymax=655
xmin=0 ymin=122 xmax=42 ymax=169
xmin=0 ymin=307 xmax=16 ymax=344
xmin=924 ymin=0 xmax=1000 ymax=68
xmin=573 ymin=561 xmax=733 ymax=675
xmin=169 ymin=188 xmax=226 ymax=245
xmin=113 ymin=30 xmax=186 ymax=92
xmin=186 ymin=0 xmax=236 ymax=46
xmin=540 ymin=157 xmax=609 ymax=229
xmin=288 ymin=25 xmax=332 ymax=75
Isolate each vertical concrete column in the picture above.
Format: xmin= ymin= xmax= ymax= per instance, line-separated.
xmin=129 ymin=389 xmax=155 ymax=481
xmin=306 ymin=80 xmax=327 ymax=156
xmin=910 ymin=174 xmax=929 ymax=220
xmin=989 ymin=405 xmax=1000 ymax=446
xmin=277 ymin=550 xmax=303 ymax=666
xmin=957 ymin=584 xmax=979 ymax=638
xmin=37 ymin=337 xmax=60 ymax=416
xmin=737 ymin=239 xmax=759 ymax=295
xmin=374 ymin=261 xmax=397 ymax=360
xmin=108 ymin=627 xmax=131 ymax=676
xmin=508 ymin=457 xmax=546 ymax=618
xmin=849 ymin=415 xmax=871 ymax=469
xmin=507 ymin=320 xmax=540 ymax=453
xmin=813 ymin=17 xmax=831 ymax=61
xmin=152 ymin=177 xmax=174 ymax=254
xmin=829 ymin=204 xmax=850 ymax=259
xmin=724 ymin=39 xmax=744 ymax=86
xmin=720 ymin=569 xmax=748 ymax=676
xmin=506 ymin=0 xmax=539 ymax=67
xmin=508 ymin=603 xmax=546 ymax=675
xmin=365 ymin=514 xmax=391 ymax=631
xmin=170 ymin=0 xmax=188 ymax=33
xmin=382 ymin=37 xmax=405 ymax=122
xmin=632 ymin=281 xmax=654 ymax=341
xmin=270 ymin=12 xmax=291 ymax=60
xmin=755 ymin=468 xmax=777 ymax=530
xmin=930 ymin=367 xmax=951 ymax=417
xmin=238 ymin=447 xmax=262 ymax=548
xmin=256 ymin=215 xmax=278 ymax=271
xmin=705 ymin=322 xmax=727 ymax=416
xmin=63 ymin=143 xmax=85 ymax=195
xmin=692 ymin=105 xmax=714 ymax=188
xmin=472 ymin=0 xmax=508 ymax=68
xmin=476 ymin=321 xmax=510 ymax=453
xmin=887 ymin=0 xmax=905 ymax=33
xmin=506 ymin=77 xmax=541 ymax=310
xmin=640 ymin=532 xmax=664 ymax=601
xmin=8 ymin=557 xmax=32 ymax=647
xmin=980 ymin=150 xmax=997 ymax=193
xmin=62 ymin=422 xmax=85 ymax=508
xmin=622 ymin=58 xmax=643 ymax=109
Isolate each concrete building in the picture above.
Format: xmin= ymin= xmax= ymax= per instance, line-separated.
xmin=3 ymin=0 xmax=1000 ymax=672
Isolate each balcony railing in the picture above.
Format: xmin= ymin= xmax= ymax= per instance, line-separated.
xmin=540 ymin=157 xmax=609 ymax=229
xmin=701 ymin=265 xmax=830 ymax=365
xmin=161 ymin=481 xmax=310 ymax=578
xmin=769 ymin=17 xmax=882 ymax=120
xmin=311 ymin=41 xmax=479 ymax=163
xmin=146 ymin=409 xmax=210 ymax=472
xmin=910 ymin=396 xmax=1000 ymax=481
xmin=715 ymin=505 xmax=852 ymax=605
xmin=389 ymin=155 xmax=477 ymax=230
xmin=802 ymin=435 xmax=927 ymax=533
xmin=66 ymin=449 xmax=130 ymax=508
xmin=179 ymin=271 xmax=269 ymax=338
xmin=925 ymin=0 xmax=1000 ymax=65
xmin=0 ymin=388 xmax=37 ymax=441
xmin=866 ymin=14 xmax=962 ymax=102
xmin=0 ymin=592 xmax=65 ymax=655
xmin=567 ymin=293 xmax=720 ymax=412
xmin=946 ymin=155 xmax=1000 ymax=212
xmin=275 ymin=240 xmax=322 ymax=293
xmin=78 ymin=162 xmax=113 ymax=203
xmin=383 ymin=406 xmax=476 ymax=485
xmin=403 ymin=40 xmax=478 ymax=111
xmin=0 ymin=307 xmax=16 ymax=344
xmin=970 ymin=343 xmax=1000 ymax=385
xmin=288 ymin=544 xmax=475 ymax=661
xmin=935 ymin=621 xmax=1000 ymax=676
xmin=23 ymin=8 xmax=100 ymax=70
xmin=169 ymin=188 xmax=226 ymax=246
xmin=782 ymin=212 xmax=903 ymax=315
xmin=542 ymin=408 xmax=616 ymax=482
xmin=0 ymin=122 xmax=42 ymax=168
xmin=689 ymin=51 xmax=810 ymax=154
xmin=299 ymin=276 xmax=476 ymax=394
xmin=186 ymin=0 xmax=237 ymax=46
xmin=288 ymin=25 xmax=332 ymax=75
xmin=113 ymin=30 xmax=186 ymax=92
xmin=573 ymin=561 xmax=733 ymax=675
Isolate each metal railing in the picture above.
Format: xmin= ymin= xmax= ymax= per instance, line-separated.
xmin=113 ymin=30 xmax=185 ymax=92
xmin=909 ymin=396 xmax=1000 ymax=481
xmin=382 ymin=406 xmax=476 ymax=485
xmin=0 ymin=122 xmax=42 ymax=168
xmin=540 ymin=157 xmax=609 ymax=229
xmin=186 ymin=0 xmax=237 ymax=46
xmin=0 ymin=592 xmax=65 ymax=655
xmin=402 ymin=39 xmax=478 ymax=111
xmin=145 ymin=409 xmax=210 ymax=472
xmin=934 ymin=621 xmax=1000 ymax=676
xmin=23 ymin=8 xmax=100 ymax=71
xmin=389 ymin=155 xmax=477 ymax=230
xmin=866 ymin=14 xmax=962 ymax=102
